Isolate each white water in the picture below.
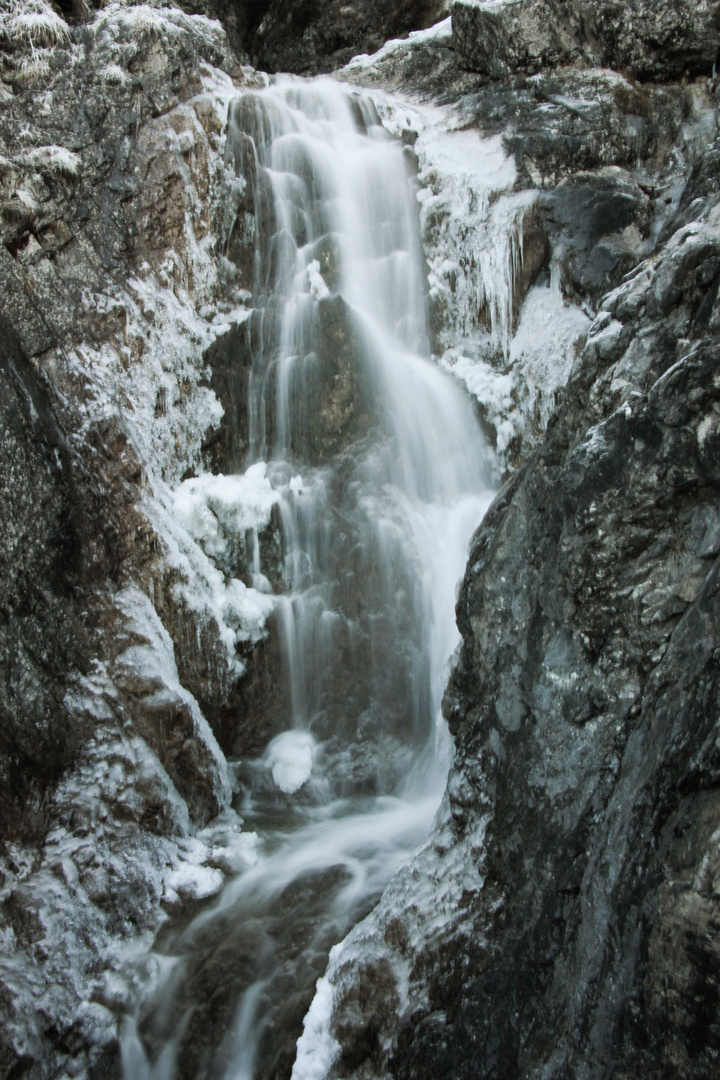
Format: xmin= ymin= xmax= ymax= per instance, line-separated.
xmin=122 ymin=77 xmax=494 ymax=1080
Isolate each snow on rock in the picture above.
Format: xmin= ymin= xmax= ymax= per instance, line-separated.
xmin=91 ymin=1 xmax=228 ymax=59
xmin=165 ymin=811 xmax=260 ymax=900
xmin=308 ymin=259 xmax=331 ymax=300
xmin=0 ymin=8 xmax=272 ymax=1076
xmin=372 ymin=94 xmax=529 ymax=355
xmin=145 ymin=482 xmax=277 ymax=678
xmin=292 ymin=976 xmax=340 ymax=1080
xmin=199 ymin=810 xmax=260 ymax=876
xmin=343 ymin=16 xmax=453 ymax=73
xmin=166 ymin=836 xmax=225 ymax=902
xmin=173 ymin=463 xmax=279 ymax=560
xmin=292 ymin=795 xmax=489 ymax=1080
xmin=367 ymin=90 xmax=589 ymax=464
xmin=114 ymin=586 xmax=233 ymax=810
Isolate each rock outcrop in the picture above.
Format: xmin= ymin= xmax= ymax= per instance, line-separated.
xmin=0 ymin=5 xmax=271 ymax=1074
xmin=251 ymin=0 xmax=450 ymax=74
xmin=452 ymin=0 xmax=720 ymax=82
xmin=308 ymin=132 xmax=720 ymax=1080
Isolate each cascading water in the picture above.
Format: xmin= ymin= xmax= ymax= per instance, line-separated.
xmin=121 ymin=77 xmax=494 ymax=1080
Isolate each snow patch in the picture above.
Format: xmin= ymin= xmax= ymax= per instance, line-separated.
xmin=17 ymin=144 xmax=80 ymax=176
xmin=343 ymin=15 xmax=452 ymax=72
xmin=442 ymin=282 xmax=589 ymax=460
xmin=166 ymin=860 xmax=224 ymax=902
xmin=147 ymin=475 xmax=277 ymax=670
xmin=308 ymin=259 xmax=331 ymax=300
xmin=291 ymin=976 xmax=341 ymax=1080
xmin=173 ymin=463 xmax=279 ymax=560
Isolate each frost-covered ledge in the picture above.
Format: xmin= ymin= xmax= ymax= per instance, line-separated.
xmin=0 ymin=4 xmax=277 ymax=1075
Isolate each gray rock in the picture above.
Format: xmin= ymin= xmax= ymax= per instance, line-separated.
xmin=251 ymin=0 xmax=450 ymax=74
xmin=452 ymin=0 xmax=720 ymax=82
xmin=452 ymin=0 xmax=584 ymax=79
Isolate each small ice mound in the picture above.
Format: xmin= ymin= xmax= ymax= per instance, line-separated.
xmin=166 ymin=862 xmax=224 ymax=902
xmin=265 ymin=730 xmax=316 ymax=794
xmin=307 ymin=260 xmax=330 ymax=301
xmin=173 ymin=462 xmax=279 ymax=558
xmin=289 ymin=474 xmax=304 ymax=496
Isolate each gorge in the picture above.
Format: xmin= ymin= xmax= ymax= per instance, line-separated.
xmin=1 ymin=2 xmax=720 ymax=1079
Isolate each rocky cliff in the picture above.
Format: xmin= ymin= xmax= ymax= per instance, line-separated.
xmin=0 ymin=5 xmax=269 ymax=1075
xmin=1 ymin=0 xmax=719 ymax=1078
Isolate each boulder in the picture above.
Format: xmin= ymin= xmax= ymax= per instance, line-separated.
xmin=451 ymin=0 xmax=583 ymax=78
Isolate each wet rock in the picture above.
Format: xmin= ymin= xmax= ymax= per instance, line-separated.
xmin=141 ymin=860 xmax=361 ymax=1080
xmin=511 ymin=202 xmax=548 ymax=317
xmin=220 ymin=609 xmax=291 ymax=757
xmin=201 ymin=319 xmax=254 ymax=473
xmin=0 ymin=317 xmax=90 ymax=840
xmin=588 ymin=0 xmax=720 ymax=83
xmin=543 ymin=168 xmax=651 ymax=304
xmin=308 ymin=293 xmax=373 ymax=462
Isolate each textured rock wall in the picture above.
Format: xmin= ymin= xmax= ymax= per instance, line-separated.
xmin=250 ymin=0 xmax=450 ymax=74
xmin=452 ymin=0 xmax=720 ymax=82
xmin=310 ymin=130 xmax=720 ymax=1080
xmin=0 ymin=5 xmax=271 ymax=1075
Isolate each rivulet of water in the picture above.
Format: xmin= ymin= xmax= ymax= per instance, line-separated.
xmin=121 ymin=76 xmax=494 ymax=1080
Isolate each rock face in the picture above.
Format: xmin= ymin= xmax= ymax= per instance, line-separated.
xmin=311 ymin=82 xmax=720 ymax=1080
xmin=427 ymin=206 xmax=720 ymax=1080
xmin=180 ymin=0 xmax=451 ymax=73
xmin=452 ymin=0 xmax=720 ymax=81
xmin=251 ymin=0 xmax=450 ymax=74
xmin=451 ymin=0 xmax=584 ymax=79
xmin=0 ymin=317 xmax=95 ymax=842
xmin=0 ymin=5 xmax=274 ymax=1075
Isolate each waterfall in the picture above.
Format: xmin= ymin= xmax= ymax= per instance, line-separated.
xmin=122 ymin=77 xmax=494 ymax=1080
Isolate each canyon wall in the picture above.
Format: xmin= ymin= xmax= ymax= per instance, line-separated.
xmin=0 ymin=0 xmax=719 ymax=1077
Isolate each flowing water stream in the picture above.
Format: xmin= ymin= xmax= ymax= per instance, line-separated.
xmin=121 ymin=77 xmax=494 ymax=1080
